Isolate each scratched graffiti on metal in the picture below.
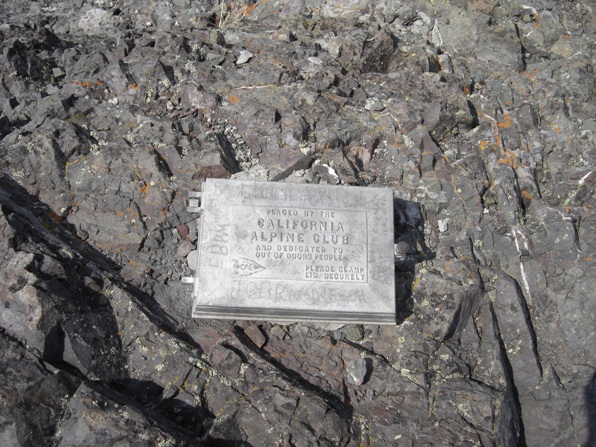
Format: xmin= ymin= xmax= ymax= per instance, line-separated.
xmin=183 ymin=179 xmax=397 ymax=324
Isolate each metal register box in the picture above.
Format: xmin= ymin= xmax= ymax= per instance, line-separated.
xmin=183 ymin=179 xmax=396 ymax=324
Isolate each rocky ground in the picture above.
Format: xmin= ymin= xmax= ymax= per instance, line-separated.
xmin=0 ymin=0 xmax=595 ymax=445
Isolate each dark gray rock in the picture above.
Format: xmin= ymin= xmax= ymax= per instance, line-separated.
xmin=360 ymin=27 xmax=398 ymax=73
xmin=0 ymin=0 xmax=594 ymax=445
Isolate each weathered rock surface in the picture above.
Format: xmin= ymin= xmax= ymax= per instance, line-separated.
xmin=0 ymin=0 xmax=594 ymax=445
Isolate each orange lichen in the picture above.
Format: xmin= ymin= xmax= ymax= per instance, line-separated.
xmin=49 ymin=210 xmax=64 ymax=224
xmin=498 ymin=150 xmax=518 ymax=168
xmin=73 ymin=81 xmax=94 ymax=88
xmin=521 ymin=190 xmax=533 ymax=200
xmin=493 ymin=131 xmax=502 ymax=149
xmin=244 ymin=3 xmax=256 ymax=15
xmin=463 ymin=85 xmax=470 ymax=95
xmin=532 ymin=14 xmax=541 ymax=30
xmin=228 ymin=94 xmax=239 ymax=104
xmin=497 ymin=113 xmax=512 ymax=129
xmin=479 ymin=140 xmax=489 ymax=151
xmin=218 ymin=0 xmax=268 ymax=27
xmin=73 ymin=80 xmax=103 ymax=88
xmin=140 ymin=182 xmax=150 ymax=195
xmin=519 ymin=69 xmax=538 ymax=83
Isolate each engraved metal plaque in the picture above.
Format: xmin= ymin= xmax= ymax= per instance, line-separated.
xmin=183 ymin=179 xmax=396 ymax=324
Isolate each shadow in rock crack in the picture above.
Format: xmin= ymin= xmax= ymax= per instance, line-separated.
xmin=0 ymin=174 xmax=201 ymax=350
xmin=0 ymin=174 xmax=212 ymax=443
xmin=205 ymin=434 xmax=255 ymax=447
xmin=108 ymin=378 xmax=213 ymax=436
xmin=585 ymin=371 xmax=596 ymax=447
xmin=393 ymin=197 xmax=435 ymax=324
xmin=232 ymin=325 xmax=353 ymax=442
